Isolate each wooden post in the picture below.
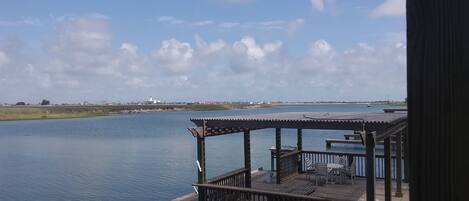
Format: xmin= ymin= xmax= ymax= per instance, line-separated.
xmin=244 ymin=130 xmax=251 ymax=188
xmin=403 ymin=128 xmax=409 ymax=183
xmin=365 ymin=131 xmax=375 ymax=201
xmin=275 ymin=128 xmax=281 ymax=184
xmin=297 ymin=128 xmax=302 ymax=173
xmin=197 ymin=136 xmax=206 ymax=201
xmin=384 ymin=137 xmax=392 ymax=201
xmin=396 ymin=131 xmax=403 ymax=197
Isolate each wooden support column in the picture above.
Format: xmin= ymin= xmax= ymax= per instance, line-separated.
xmin=244 ymin=130 xmax=251 ymax=188
xmin=403 ymin=128 xmax=409 ymax=183
xmin=297 ymin=128 xmax=302 ymax=173
xmin=365 ymin=131 xmax=376 ymax=201
xmin=396 ymin=131 xmax=403 ymax=197
xmin=384 ymin=137 xmax=392 ymax=201
xmin=196 ymin=136 xmax=206 ymax=201
xmin=275 ymin=128 xmax=281 ymax=184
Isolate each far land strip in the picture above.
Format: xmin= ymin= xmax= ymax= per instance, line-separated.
xmin=0 ymin=104 xmax=269 ymax=121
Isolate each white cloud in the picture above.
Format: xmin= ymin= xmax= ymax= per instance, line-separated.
xmin=152 ymin=39 xmax=194 ymax=75
xmin=120 ymin=43 xmax=138 ymax=56
xmin=310 ymin=0 xmax=325 ymax=12
xmin=230 ymin=36 xmax=283 ymax=73
xmin=287 ymin=18 xmax=305 ymax=35
xmin=0 ymin=17 xmax=42 ymax=26
xmin=158 ymin=16 xmax=184 ymax=24
xmin=219 ymin=22 xmax=241 ymax=28
xmin=192 ymin=20 xmax=214 ymax=26
xmin=0 ymin=51 xmax=9 ymax=67
xmin=0 ymin=15 xmax=406 ymax=102
xmin=371 ymin=0 xmax=406 ymax=17
xmin=195 ymin=35 xmax=226 ymax=55
xmin=158 ymin=16 xmax=175 ymax=22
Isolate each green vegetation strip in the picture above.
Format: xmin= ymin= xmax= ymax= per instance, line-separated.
xmin=0 ymin=104 xmax=269 ymax=121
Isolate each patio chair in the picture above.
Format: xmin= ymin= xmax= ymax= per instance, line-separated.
xmin=304 ymin=156 xmax=316 ymax=180
xmin=314 ymin=163 xmax=329 ymax=186
xmin=334 ymin=155 xmax=348 ymax=167
xmin=340 ymin=160 xmax=356 ymax=185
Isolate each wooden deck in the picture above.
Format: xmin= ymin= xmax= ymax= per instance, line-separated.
xmin=173 ymin=170 xmax=409 ymax=201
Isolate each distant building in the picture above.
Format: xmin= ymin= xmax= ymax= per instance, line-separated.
xmin=146 ymin=96 xmax=162 ymax=104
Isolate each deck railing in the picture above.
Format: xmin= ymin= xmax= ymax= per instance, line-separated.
xmin=278 ymin=150 xmax=300 ymax=181
xmin=301 ymin=150 xmax=403 ymax=179
xmin=194 ymin=183 xmax=325 ymax=201
xmin=207 ymin=167 xmax=249 ymax=187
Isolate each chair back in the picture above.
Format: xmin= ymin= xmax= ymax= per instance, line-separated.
xmin=305 ymin=156 xmax=313 ymax=170
xmin=334 ymin=156 xmax=347 ymax=167
xmin=349 ymin=160 xmax=356 ymax=176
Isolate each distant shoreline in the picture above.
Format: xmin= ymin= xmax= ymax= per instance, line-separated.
xmin=0 ymin=104 xmax=271 ymax=121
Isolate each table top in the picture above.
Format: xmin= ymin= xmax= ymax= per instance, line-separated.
xmin=327 ymin=163 xmax=344 ymax=169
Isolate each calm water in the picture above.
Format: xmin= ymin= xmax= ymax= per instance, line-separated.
xmin=0 ymin=104 xmax=403 ymax=201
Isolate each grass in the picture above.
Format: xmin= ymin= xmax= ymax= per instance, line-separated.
xmin=0 ymin=104 xmax=270 ymax=121
xmin=0 ymin=107 xmax=109 ymax=121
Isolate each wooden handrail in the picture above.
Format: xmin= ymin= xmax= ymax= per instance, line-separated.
xmin=194 ymin=183 xmax=326 ymax=200
xmin=207 ymin=167 xmax=249 ymax=184
xmin=301 ymin=150 xmax=403 ymax=158
xmin=280 ymin=150 xmax=300 ymax=158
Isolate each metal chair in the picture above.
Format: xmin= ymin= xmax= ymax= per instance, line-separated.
xmin=304 ymin=156 xmax=316 ymax=181
xmin=314 ymin=163 xmax=329 ymax=186
xmin=340 ymin=160 xmax=356 ymax=185
xmin=334 ymin=155 xmax=348 ymax=167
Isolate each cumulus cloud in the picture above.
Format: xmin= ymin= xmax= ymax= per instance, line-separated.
xmin=371 ymin=0 xmax=406 ymax=17
xmin=230 ymin=36 xmax=283 ymax=73
xmin=0 ymin=14 xmax=406 ymax=103
xmin=192 ymin=20 xmax=214 ymax=26
xmin=219 ymin=22 xmax=241 ymax=28
xmin=0 ymin=51 xmax=9 ymax=67
xmin=152 ymin=39 xmax=194 ymax=75
xmin=0 ymin=17 xmax=42 ymax=26
xmin=310 ymin=0 xmax=325 ymax=12
xmin=287 ymin=18 xmax=305 ymax=35
xmin=157 ymin=16 xmax=184 ymax=24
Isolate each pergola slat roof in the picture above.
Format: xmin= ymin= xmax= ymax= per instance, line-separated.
xmin=190 ymin=112 xmax=407 ymax=138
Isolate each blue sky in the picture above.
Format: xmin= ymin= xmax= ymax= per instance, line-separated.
xmin=0 ymin=0 xmax=406 ymax=103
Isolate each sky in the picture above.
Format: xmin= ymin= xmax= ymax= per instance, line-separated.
xmin=0 ymin=0 xmax=406 ymax=103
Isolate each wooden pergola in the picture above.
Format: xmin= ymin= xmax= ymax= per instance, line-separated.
xmin=188 ymin=112 xmax=407 ymax=201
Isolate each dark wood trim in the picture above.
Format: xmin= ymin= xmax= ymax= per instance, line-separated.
xmin=196 ymin=136 xmax=206 ymax=201
xmin=193 ymin=183 xmax=325 ymax=200
xmin=366 ymin=131 xmax=376 ymax=201
xmin=275 ymin=128 xmax=281 ymax=184
xmin=297 ymin=128 xmax=303 ymax=173
xmin=243 ymin=130 xmax=251 ymax=188
xmin=395 ymin=131 xmax=403 ymax=197
xmin=403 ymin=128 xmax=409 ymax=183
xmin=384 ymin=137 xmax=392 ymax=201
